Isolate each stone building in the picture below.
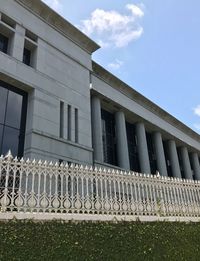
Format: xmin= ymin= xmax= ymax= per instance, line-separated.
xmin=0 ymin=0 xmax=200 ymax=180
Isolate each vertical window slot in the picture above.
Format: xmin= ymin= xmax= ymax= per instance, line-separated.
xmin=75 ymin=108 xmax=78 ymax=143
xmin=67 ymin=105 xmax=71 ymax=141
xmin=60 ymin=101 xmax=64 ymax=138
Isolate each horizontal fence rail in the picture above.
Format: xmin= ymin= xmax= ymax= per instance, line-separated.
xmin=1 ymin=151 xmax=200 ymax=221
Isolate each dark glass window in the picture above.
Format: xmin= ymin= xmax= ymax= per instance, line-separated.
xmin=126 ymin=122 xmax=140 ymax=172
xmin=146 ymin=132 xmax=157 ymax=174
xmin=2 ymin=127 xmax=20 ymax=156
xmin=5 ymin=91 xmax=23 ymax=129
xmin=75 ymin=108 xmax=79 ymax=143
xmin=177 ymin=148 xmax=184 ymax=179
xmin=0 ymin=33 xmax=8 ymax=54
xmin=189 ymin=154 xmax=195 ymax=180
xmin=163 ymin=141 xmax=173 ymax=177
xmin=0 ymin=81 xmax=27 ymax=158
xmin=0 ymin=87 xmax=8 ymax=124
xmin=59 ymin=101 xmax=64 ymax=138
xmin=101 ymin=109 xmax=117 ymax=166
xmin=0 ymin=124 xmax=3 ymax=153
xmin=23 ymin=48 xmax=31 ymax=66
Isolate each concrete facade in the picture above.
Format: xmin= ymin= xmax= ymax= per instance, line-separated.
xmin=0 ymin=0 xmax=200 ymax=180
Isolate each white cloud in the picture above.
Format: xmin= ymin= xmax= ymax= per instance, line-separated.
xmin=126 ymin=4 xmax=144 ymax=17
xmin=79 ymin=3 xmax=144 ymax=48
xmin=108 ymin=59 xmax=124 ymax=70
xmin=97 ymin=40 xmax=111 ymax=49
xmin=194 ymin=105 xmax=200 ymax=117
xmin=42 ymin=0 xmax=62 ymax=13
xmin=193 ymin=105 xmax=200 ymax=132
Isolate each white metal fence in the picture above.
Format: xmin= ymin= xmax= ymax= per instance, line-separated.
xmin=1 ymin=151 xmax=200 ymax=221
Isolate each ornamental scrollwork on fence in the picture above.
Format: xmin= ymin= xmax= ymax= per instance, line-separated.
xmin=0 ymin=151 xmax=200 ymax=218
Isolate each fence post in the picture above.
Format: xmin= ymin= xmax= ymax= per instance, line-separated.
xmin=1 ymin=150 xmax=13 ymax=212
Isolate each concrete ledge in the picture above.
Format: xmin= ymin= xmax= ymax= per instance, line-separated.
xmin=0 ymin=212 xmax=199 ymax=223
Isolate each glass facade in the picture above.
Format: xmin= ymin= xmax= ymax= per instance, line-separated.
xmin=163 ymin=141 xmax=173 ymax=177
xmin=126 ymin=122 xmax=140 ymax=172
xmin=101 ymin=109 xmax=117 ymax=166
xmin=0 ymin=81 xmax=27 ymax=157
xmin=146 ymin=132 xmax=157 ymax=174
xmin=0 ymin=33 xmax=8 ymax=54
xmin=177 ymin=148 xmax=184 ymax=179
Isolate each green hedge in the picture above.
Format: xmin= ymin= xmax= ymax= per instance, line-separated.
xmin=0 ymin=220 xmax=200 ymax=260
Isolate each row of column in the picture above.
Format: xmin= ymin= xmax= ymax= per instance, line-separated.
xmin=91 ymin=96 xmax=200 ymax=180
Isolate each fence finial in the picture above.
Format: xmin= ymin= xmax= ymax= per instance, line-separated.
xmin=5 ymin=150 xmax=13 ymax=161
xmin=156 ymin=171 xmax=160 ymax=177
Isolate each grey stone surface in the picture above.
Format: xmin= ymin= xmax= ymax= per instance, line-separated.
xmin=10 ymin=24 xmax=25 ymax=61
xmin=136 ymin=123 xmax=151 ymax=174
xmin=115 ymin=111 xmax=130 ymax=169
xmin=190 ymin=152 xmax=200 ymax=180
xmin=168 ymin=140 xmax=182 ymax=178
xmin=91 ymin=96 xmax=104 ymax=163
xmin=153 ymin=132 xmax=168 ymax=176
xmin=180 ymin=147 xmax=193 ymax=180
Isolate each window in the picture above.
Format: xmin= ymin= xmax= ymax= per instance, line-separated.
xmin=146 ymin=132 xmax=157 ymax=174
xmin=23 ymin=48 xmax=31 ymax=66
xmin=163 ymin=141 xmax=173 ymax=177
xmin=126 ymin=122 xmax=140 ymax=172
xmin=23 ymin=30 xmax=38 ymax=67
xmin=0 ymin=33 xmax=8 ymax=54
xmin=101 ymin=109 xmax=117 ymax=166
xmin=0 ymin=81 xmax=27 ymax=158
xmin=177 ymin=148 xmax=184 ymax=179
xmin=59 ymin=101 xmax=64 ymax=138
xmin=67 ymin=105 xmax=71 ymax=141
xmin=75 ymin=108 xmax=79 ymax=143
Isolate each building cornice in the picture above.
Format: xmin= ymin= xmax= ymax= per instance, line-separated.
xmin=15 ymin=0 xmax=100 ymax=54
xmin=92 ymin=61 xmax=200 ymax=143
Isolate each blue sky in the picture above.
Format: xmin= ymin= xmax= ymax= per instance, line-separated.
xmin=42 ymin=0 xmax=200 ymax=133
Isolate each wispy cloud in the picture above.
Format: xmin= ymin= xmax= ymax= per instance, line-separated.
xmin=42 ymin=0 xmax=62 ymax=13
xmin=108 ymin=59 xmax=124 ymax=70
xmin=79 ymin=3 xmax=144 ymax=48
xmin=194 ymin=105 xmax=200 ymax=117
xmin=193 ymin=105 xmax=200 ymax=132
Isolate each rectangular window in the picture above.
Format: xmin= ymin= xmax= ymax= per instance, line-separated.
xmin=126 ymin=122 xmax=140 ymax=172
xmin=101 ymin=109 xmax=117 ymax=166
xmin=67 ymin=105 xmax=71 ymax=141
xmin=0 ymin=81 xmax=27 ymax=158
xmin=23 ymin=48 xmax=31 ymax=66
xmin=75 ymin=108 xmax=79 ymax=143
xmin=146 ymin=132 xmax=157 ymax=174
xmin=163 ymin=141 xmax=173 ymax=177
xmin=59 ymin=101 xmax=64 ymax=138
xmin=23 ymin=30 xmax=38 ymax=68
xmin=0 ymin=33 xmax=8 ymax=54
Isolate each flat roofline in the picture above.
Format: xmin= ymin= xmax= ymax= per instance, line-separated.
xmin=92 ymin=61 xmax=200 ymax=142
xmin=15 ymin=0 xmax=100 ymax=54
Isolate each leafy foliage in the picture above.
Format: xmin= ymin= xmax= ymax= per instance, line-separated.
xmin=0 ymin=220 xmax=200 ymax=260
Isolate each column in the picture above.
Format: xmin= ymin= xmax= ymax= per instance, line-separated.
xmin=153 ymin=132 xmax=168 ymax=177
xmin=136 ymin=123 xmax=151 ymax=174
xmin=167 ymin=140 xmax=181 ymax=178
xmin=179 ymin=147 xmax=193 ymax=180
xmin=35 ymin=38 xmax=46 ymax=71
xmin=10 ymin=24 xmax=25 ymax=61
xmin=190 ymin=152 xmax=200 ymax=180
xmin=115 ymin=111 xmax=130 ymax=170
xmin=91 ymin=96 xmax=104 ymax=163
